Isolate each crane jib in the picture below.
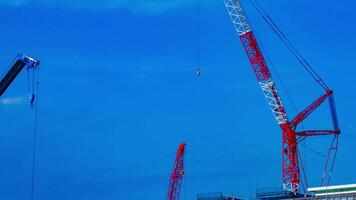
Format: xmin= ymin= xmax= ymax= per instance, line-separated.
xmin=0 ymin=60 xmax=27 ymax=97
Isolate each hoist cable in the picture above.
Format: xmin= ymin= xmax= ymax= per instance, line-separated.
xmin=196 ymin=0 xmax=200 ymax=69
xmin=250 ymin=0 xmax=329 ymax=90
xmin=248 ymin=0 xmax=329 ymax=91
xmin=326 ymin=135 xmax=339 ymax=186
xmin=299 ymin=142 xmax=328 ymax=157
xmin=30 ymin=69 xmax=40 ymax=200
xmin=320 ymin=135 xmax=337 ymax=186
xmin=320 ymin=135 xmax=339 ymax=187
xmin=27 ymin=68 xmax=30 ymax=93
xmin=297 ymin=147 xmax=309 ymax=192
xmin=32 ymin=69 xmax=35 ymax=94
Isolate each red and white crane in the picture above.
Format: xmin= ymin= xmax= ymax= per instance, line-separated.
xmin=166 ymin=143 xmax=186 ymax=200
xmin=224 ymin=0 xmax=340 ymax=193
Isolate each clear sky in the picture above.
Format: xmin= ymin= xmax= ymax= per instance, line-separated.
xmin=0 ymin=0 xmax=355 ymax=199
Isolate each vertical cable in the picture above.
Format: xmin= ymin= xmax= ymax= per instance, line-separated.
xmin=303 ymin=138 xmax=307 ymax=190
xmin=248 ymin=0 xmax=329 ymax=91
xmin=320 ymin=135 xmax=336 ymax=186
xmin=326 ymin=135 xmax=339 ymax=186
xmin=196 ymin=0 xmax=200 ymax=69
xmin=27 ymin=68 xmax=30 ymax=93
xmin=297 ymin=147 xmax=309 ymax=192
xmin=31 ymin=68 xmax=40 ymax=200
xmin=32 ymin=69 xmax=35 ymax=94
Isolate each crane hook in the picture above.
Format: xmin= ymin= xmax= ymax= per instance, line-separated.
xmin=196 ymin=67 xmax=200 ymax=76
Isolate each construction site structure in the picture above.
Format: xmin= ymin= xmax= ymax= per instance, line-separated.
xmin=255 ymin=184 xmax=356 ymax=200
xmin=166 ymin=143 xmax=186 ymax=200
xmin=197 ymin=192 xmax=242 ymax=200
xmin=224 ymin=0 xmax=340 ymax=193
xmin=308 ymin=183 xmax=356 ymax=197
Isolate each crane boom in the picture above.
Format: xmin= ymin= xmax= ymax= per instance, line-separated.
xmin=0 ymin=54 xmax=39 ymax=97
xmin=166 ymin=143 xmax=186 ymax=200
xmin=225 ymin=0 xmax=288 ymax=125
xmin=225 ymin=0 xmax=298 ymax=192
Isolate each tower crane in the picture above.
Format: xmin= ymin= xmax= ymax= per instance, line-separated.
xmin=166 ymin=143 xmax=186 ymax=200
xmin=0 ymin=54 xmax=40 ymax=99
xmin=224 ymin=0 xmax=340 ymax=193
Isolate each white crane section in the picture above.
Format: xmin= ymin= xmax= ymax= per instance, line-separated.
xmin=224 ymin=0 xmax=288 ymax=125
xmin=260 ymin=80 xmax=288 ymax=125
xmin=224 ymin=0 xmax=251 ymax=35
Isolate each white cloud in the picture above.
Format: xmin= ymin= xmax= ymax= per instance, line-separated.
xmin=0 ymin=0 xmax=197 ymax=14
xmin=0 ymin=97 xmax=24 ymax=105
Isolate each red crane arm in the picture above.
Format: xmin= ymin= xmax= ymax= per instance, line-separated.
xmin=240 ymin=31 xmax=288 ymax=124
xmin=296 ymin=130 xmax=340 ymax=137
xmin=166 ymin=143 xmax=186 ymax=200
xmin=290 ymin=90 xmax=333 ymax=129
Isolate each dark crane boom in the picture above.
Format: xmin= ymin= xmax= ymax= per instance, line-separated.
xmin=0 ymin=54 xmax=39 ymax=97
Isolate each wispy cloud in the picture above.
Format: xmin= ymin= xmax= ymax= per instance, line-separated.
xmin=120 ymin=0 xmax=195 ymax=14
xmin=0 ymin=97 xmax=24 ymax=105
xmin=0 ymin=0 xmax=198 ymax=14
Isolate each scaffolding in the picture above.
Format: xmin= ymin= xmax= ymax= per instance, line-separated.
xmin=256 ymin=187 xmax=306 ymax=200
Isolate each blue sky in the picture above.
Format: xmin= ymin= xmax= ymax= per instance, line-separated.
xmin=0 ymin=0 xmax=355 ymax=199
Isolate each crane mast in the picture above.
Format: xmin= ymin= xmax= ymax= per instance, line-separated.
xmin=166 ymin=143 xmax=186 ymax=200
xmin=224 ymin=0 xmax=340 ymax=193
